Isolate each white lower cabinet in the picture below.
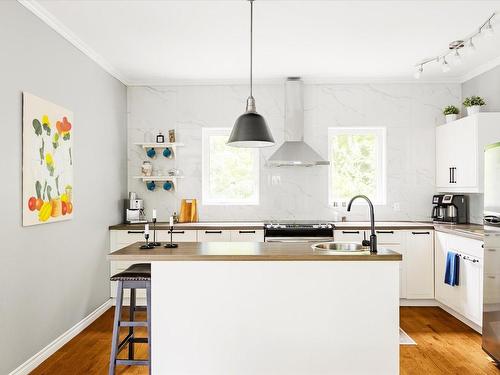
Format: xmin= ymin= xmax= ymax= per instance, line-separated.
xmin=405 ymin=230 xmax=434 ymax=299
xmin=334 ymin=228 xmax=433 ymax=300
xmin=197 ymin=229 xmax=231 ymax=242
xmin=435 ymin=232 xmax=483 ymax=326
xmin=334 ymin=229 xmax=365 ymax=243
xmin=230 ymin=229 xmax=264 ymax=242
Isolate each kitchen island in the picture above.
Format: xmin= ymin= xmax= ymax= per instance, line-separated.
xmin=109 ymin=242 xmax=402 ymax=375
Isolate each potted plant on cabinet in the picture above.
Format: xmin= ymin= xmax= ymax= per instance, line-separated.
xmin=463 ymin=96 xmax=486 ymax=116
xmin=443 ymin=105 xmax=459 ymax=123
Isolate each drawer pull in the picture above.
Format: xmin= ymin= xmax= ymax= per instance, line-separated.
xmin=487 ymin=276 xmax=496 ymax=279
xmin=205 ymin=230 xmax=222 ymax=234
xmin=412 ymin=231 xmax=430 ymax=235
xmin=376 ymin=231 xmax=394 ymax=234
xmin=342 ymin=231 xmax=360 ymax=234
xmin=239 ymin=230 xmax=256 ymax=234
xmin=127 ymin=230 xmax=144 ymax=234
xmin=169 ymin=230 xmax=185 ymax=234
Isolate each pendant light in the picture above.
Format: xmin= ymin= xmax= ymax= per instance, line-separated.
xmin=227 ymin=0 xmax=275 ymax=148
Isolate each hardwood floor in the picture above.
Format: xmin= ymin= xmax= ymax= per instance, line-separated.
xmin=31 ymin=306 xmax=499 ymax=375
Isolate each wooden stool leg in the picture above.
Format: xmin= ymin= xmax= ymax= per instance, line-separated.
xmin=109 ymin=280 xmax=123 ymax=375
xmin=146 ymin=281 xmax=152 ymax=375
xmin=129 ymin=288 xmax=136 ymax=360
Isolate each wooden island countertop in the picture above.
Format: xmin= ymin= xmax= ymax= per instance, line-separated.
xmin=108 ymin=241 xmax=402 ymax=261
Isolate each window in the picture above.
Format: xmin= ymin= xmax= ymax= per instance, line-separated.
xmin=202 ymin=128 xmax=259 ymax=205
xmin=328 ymin=127 xmax=386 ymax=205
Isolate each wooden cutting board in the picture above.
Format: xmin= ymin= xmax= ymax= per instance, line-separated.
xmin=179 ymin=199 xmax=198 ymax=223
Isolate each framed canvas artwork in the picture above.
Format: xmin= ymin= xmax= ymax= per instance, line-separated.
xmin=22 ymin=93 xmax=73 ymax=226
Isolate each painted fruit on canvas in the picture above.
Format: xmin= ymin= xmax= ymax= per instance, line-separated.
xmin=22 ymin=93 xmax=73 ymax=226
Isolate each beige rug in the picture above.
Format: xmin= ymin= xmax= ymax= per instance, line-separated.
xmin=399 ymin=328 xmax=416 ymax=345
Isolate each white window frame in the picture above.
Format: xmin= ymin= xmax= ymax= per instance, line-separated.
xmin=202 ymin=127 xmax=260 ymax=205
xmin=328 ymin=127 xmax=387 ymax=206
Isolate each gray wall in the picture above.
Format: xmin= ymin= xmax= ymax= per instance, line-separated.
xmin=462 ymin=65 xmax=500 ymax=112
xmin=462 ymin=65 xmax=500 ymax=223
xmin=0 ymin=2 xmax=127 ymax=374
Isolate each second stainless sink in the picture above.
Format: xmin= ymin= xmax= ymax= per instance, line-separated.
xmin=311 ymin=242 xmax=370 ymax=253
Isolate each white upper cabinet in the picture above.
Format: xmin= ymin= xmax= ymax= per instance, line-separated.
xmin=436 ymin=113 xmax=500 ymax=193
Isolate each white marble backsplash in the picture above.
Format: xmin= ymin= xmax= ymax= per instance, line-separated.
xmin=127 ymin=82 xmax=461 ymax=222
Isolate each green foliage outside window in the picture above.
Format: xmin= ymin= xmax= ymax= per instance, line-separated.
xmin=330 ymin=133 xmax=377 ymax=202
xmin=208 ymin=135 xmax=257 ymax=203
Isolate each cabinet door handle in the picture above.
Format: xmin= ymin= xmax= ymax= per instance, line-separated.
xmin=376 ymin=231 xmax=394 ymax=234
xmin=412 ymin=231 xmax=430 ymax=235
xmin=169 ymin=230 xmax=185 ymax=234
xmin=205 ymin=230 xmax=222 ymax=234
xmin=342 ymin=230 xmax=360 ymax=234
xmin=239 ymin=230 xmax=256 ymax=234
xmin=449 ymin=167 xmax=452 ymax=184
xmin=451 ymin=167 xmax=457 ymax=183
xmin=127 ymin=230 xmax=144 ymax=234
xmin=460 ymin=254 xmax=480 ymax=264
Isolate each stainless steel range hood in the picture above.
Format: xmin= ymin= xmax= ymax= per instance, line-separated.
xmin=267 ymin=78 xmax=329 ymax=167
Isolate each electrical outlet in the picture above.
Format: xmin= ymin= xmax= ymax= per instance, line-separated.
xmin=393 ymin=202 xmax=400 ymax=211
xmin=271 ymin=175 xmax=281 ymax=185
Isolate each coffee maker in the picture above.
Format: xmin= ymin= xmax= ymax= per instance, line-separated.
xmin=125 ymin=192 xmax=147 ymax=224
xmin=431 ymin=194 xmax=468 ymax=224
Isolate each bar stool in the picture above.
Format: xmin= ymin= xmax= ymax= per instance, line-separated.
xmin=109 ymin=263 xmax=151 ymax=375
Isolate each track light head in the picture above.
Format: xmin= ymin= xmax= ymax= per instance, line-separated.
xmin=451 ymin=49 xmax=462 ymax=65
xmin=466 ymin=39 xmax=476 ymax=55
xmin=485 ymin=21 xmax=494 ymax=37
xmin=413 ymin=65 xmax=423 ymax=79
xmin=441 ymin=57 xmax=451 ymax=73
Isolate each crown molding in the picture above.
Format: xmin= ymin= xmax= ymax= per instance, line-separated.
xmin=126 ymin=76 xmax=462 ymax=87
xmin=459 ymin=54 xmax=500 ymax=83
xmin=17 ymin=0 xmax=129 ymax=85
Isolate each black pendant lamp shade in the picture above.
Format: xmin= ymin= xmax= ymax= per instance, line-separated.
xmin=227 ymin=0 xmax=275 ymax=148
xmin=228 ymin=97 xmax=275 ymax=147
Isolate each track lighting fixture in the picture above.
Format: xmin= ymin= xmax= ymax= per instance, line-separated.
xmin=413 ymin=12 xmax=496 ymax=78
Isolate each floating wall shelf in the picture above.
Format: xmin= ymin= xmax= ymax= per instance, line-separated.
xmin=134 ymin=142 xmax=185 ymax=159
xmin=133 ymin=175 xmax=184 ymax=191
xmin=134 ymin=142 xmax=184 ymax=149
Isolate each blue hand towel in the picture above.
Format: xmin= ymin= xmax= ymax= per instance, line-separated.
xmin=444 ymin=251 xmax=460 ymax=286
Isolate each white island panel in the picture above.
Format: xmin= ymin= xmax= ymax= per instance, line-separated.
xmin=152 ymin=260 xmax=399 ymax=375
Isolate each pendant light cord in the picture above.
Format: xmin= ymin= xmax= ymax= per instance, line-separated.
xmin=249 ymin=0 xmax=253 ymax=99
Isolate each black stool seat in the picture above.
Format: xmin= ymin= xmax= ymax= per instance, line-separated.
xmin=110 ymin=263 xmax=151 ymax=281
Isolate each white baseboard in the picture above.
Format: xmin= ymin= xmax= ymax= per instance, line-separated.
xmin=8 ymin=299 xmax=112 ymax=375
xmin=400 ymin=298 xmax=438 ymax=307
xmin=436 ymin=302 xmax=482 ymax=334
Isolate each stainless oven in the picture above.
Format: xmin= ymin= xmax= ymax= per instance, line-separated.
xmin=264 ymin=222 xmax=334 ymax=243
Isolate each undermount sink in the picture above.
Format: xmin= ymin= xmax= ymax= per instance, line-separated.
xmin=311 ymin=242 xmax=370 ymax=253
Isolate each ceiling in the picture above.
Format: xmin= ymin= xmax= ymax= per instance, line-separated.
xmin=23 ymin=0 xmax=500 ymax=85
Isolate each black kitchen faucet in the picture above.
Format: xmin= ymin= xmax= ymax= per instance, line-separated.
xmin=347 ymin=195 xmax=377 ymax=253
